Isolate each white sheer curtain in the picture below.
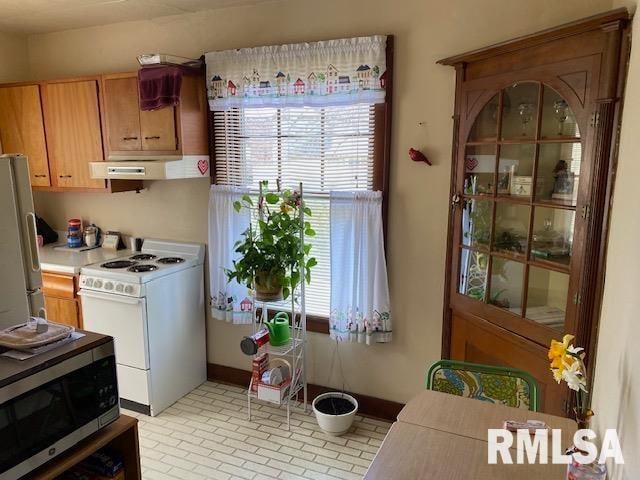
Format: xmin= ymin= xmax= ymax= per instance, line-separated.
xmin=208 ymin=185 xmax=253 ymax=324
xmin=330 ymin=191 xmax=392 ymax=344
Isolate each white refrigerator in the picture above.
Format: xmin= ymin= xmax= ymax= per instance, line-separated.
xmin=0 ymin=154 xmax=44 ymax=329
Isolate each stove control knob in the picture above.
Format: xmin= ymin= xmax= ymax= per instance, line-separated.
xmin=85 ymin=278 xmax=94 ymax=287
xmin=104 ymin=282 xmax=114 ymax=291
xmin=94 ymin=280 xmax=103 ymax=289
xmin=124 ymin=285 xmax=134 ymax=295
xmin=115 ymin=283 xmax=124 ymax=293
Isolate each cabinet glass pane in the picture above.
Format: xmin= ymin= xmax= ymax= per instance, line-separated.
xmin=501 ymin=83 xmax=539 ymax=140
xmin=531 ymin=206 xmax=574 ymax=267
xmin=464 ymin=145 xmax=496 ymax=195
xmin=498 ymin=144 xmax=535 ymax=197
xmin=526 ymin=266 xmax=569 ymax=331
xmin=461 ymin=199 xmax=492 ymax=249
xmin=541 ymin=86 xmax=580 ymax=138
xmin=494 ymin=202 xmax=529 ymax=256
xmin=468 ymin=94 xmax=499 ymax=141
xmin=489 ymin=257 xmax=524 ymax=315
xmin=536 ymin=142 xmax=581 ymax=206
xmin=459 ymin=249 xmax=488 ymax=301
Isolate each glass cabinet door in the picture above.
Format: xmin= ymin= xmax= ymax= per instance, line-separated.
xmin=457 ymin=81 xmax=582 ymax=342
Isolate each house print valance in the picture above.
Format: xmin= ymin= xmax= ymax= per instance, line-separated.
xmin=205 ymin=35 xmax=387 ymax=110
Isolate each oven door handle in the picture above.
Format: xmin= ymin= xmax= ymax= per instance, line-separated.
xmin=78 ymin=289 xmax=144 ymax=305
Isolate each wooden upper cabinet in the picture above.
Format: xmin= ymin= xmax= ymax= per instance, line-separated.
xmin=140 ymin=107 xmax=177 ymax=151
xmin=42 ymin=79 xmax=106 ymax=189
xmin=103 ymin=73 xmax=179 ymax=153
xmin=0 ymin=84 xmax=51 ymax=186
xmin=101 ymin=72 xmax=207 ymax=159
xmin=103 ymin=76 xmax=142 ymax=151
xmin=439 ymin=9 xmax=631 ymax=415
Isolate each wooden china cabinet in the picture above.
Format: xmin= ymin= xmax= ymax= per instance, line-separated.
xmin=438 ymin=9 xmax=631 ymax=415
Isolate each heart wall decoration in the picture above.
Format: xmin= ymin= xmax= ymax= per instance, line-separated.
xmin=197 ymin=159 xmax=209 ymax=175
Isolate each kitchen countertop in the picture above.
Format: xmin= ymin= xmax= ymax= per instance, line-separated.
xmin=38 ymin=244 xmax=123 ymax=275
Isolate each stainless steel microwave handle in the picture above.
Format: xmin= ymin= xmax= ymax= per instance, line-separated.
xmin=107 ymin=166 xmax=146 ymax=176
xmin=0 ymin=350 xmax=93 ymax=404
xmin=78 ymin=289 xmax=144 ymax=305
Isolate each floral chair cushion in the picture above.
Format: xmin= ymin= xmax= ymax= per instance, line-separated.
xmin=431 ymin=367 xmax=533 ymax=410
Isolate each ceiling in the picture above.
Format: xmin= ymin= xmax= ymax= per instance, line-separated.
xmin=0 ymin=0 xmax=269 ymax=34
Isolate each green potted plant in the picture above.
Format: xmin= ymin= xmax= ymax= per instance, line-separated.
xmin=226 ymin=181 xmax=317 ymax=302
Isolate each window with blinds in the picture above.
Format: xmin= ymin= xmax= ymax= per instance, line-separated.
xmin=213 ymin=104 xmax=377 ymax=317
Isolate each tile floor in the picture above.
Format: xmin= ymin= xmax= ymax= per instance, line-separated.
xmin=123 ymin=381 xmax=391 ymax=480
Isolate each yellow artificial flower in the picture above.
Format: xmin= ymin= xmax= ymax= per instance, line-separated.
xmin=548 ymin=334 xmax=574 ymax=362
xmin=552 ymin=367 xmax=563 ymax=383
xmin=548 ymin=334 xmax=575 ymax=381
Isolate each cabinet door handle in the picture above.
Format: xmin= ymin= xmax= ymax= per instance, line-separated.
xmin=144 ymin=135 xmax=161 ymax=140
xmin=34 ymin=174 xmax=47 ymax=178
xmin=59 ymin=175 xmax=73 ymax=178
xmin=122 ymin=136 xmax=139 ymax=140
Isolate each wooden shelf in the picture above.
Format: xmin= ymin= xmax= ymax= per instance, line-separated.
xmin=28 ymin=415 xmax=141 ymax=480
xmin=463 ymin=193 xmax=578 ymax=211
xmin=491 ymin=249 xmax=526 ymax=262
xmin=495 ymin=194 xmax=531 ymax=204
xmin=465 ymin=136 xmax=581 ymax=146
xmin=533 ymin=198 xmax=577 ymax=210
xmin=529 ymin=257 xmax=571 ymax=274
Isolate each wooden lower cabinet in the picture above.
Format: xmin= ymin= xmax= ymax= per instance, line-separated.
xmin=451 ymin=313 xmax=567 ymax=416
xmin=43 ymin=296 xmax=79 ymax=328
xmin=42 ymin=272 xmax=82 ymax=328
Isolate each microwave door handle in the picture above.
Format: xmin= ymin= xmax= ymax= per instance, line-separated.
xmin=78 ymin=290 xmax=143 ymax=305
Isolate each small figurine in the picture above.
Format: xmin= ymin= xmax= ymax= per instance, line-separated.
xmin=552 ymin=160 xmax=574 ymax=195
xmin=409 ymin=148 xmax=432 ymax=166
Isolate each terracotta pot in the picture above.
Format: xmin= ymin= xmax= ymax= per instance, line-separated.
xmin=254 ymin=271 xmax=283 ymax=302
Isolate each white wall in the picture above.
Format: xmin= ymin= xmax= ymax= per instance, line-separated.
xmin=590 ymin=2 xmax=640 ymax=478
xmin=27 ymin=0 xmax=613 ymax=404
xmin=0 ymin=31 xmax=28 ymax=83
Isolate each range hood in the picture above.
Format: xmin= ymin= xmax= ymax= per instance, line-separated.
xmin=90 ymin=156 xmax=210 ymax=180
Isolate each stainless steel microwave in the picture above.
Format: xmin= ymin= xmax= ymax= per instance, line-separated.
xmin=0 ymin=335 xmax=119 ymax=480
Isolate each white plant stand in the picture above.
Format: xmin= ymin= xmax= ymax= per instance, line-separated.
xmin=246 ymin=183 xmax=308 ymax=430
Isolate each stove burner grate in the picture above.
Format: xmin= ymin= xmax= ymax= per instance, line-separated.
xmin=128 ymin=264 xmax=159 ymax=273
xmin=101 ymin=260 xmax=137 ymax=269
xmin=130 ymin=254 xmax=157 ymax=261
xmin=157 ymin=257 xmax=185 ymax=264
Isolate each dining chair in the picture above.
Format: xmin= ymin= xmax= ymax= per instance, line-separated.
xmin=425 ymin=359 xmax=540 ymax=412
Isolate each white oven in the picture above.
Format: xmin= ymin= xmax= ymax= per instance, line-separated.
xmin=78 ymin=240 xmax=207 ymax=417
xmin=79 ymin=290 xmax=152 ymax=408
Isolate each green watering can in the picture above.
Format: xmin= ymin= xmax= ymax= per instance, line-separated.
xmin=265 ymin=312 xmax=290 ymax=346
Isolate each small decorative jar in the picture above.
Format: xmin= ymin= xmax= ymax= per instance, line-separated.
xmin=566 ymin=409 xmax=606 ymax=480
xmin=67 ymin=218 xmax=83 ymax=248
xmin=567 ymin=458 xmax=606 ymax=480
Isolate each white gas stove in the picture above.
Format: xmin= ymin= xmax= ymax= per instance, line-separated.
xmin=78 ymin=239 xmax=207 ymax=416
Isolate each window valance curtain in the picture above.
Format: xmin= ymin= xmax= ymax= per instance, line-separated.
xmin=205 ymin=35 xmax=387 ymax=110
